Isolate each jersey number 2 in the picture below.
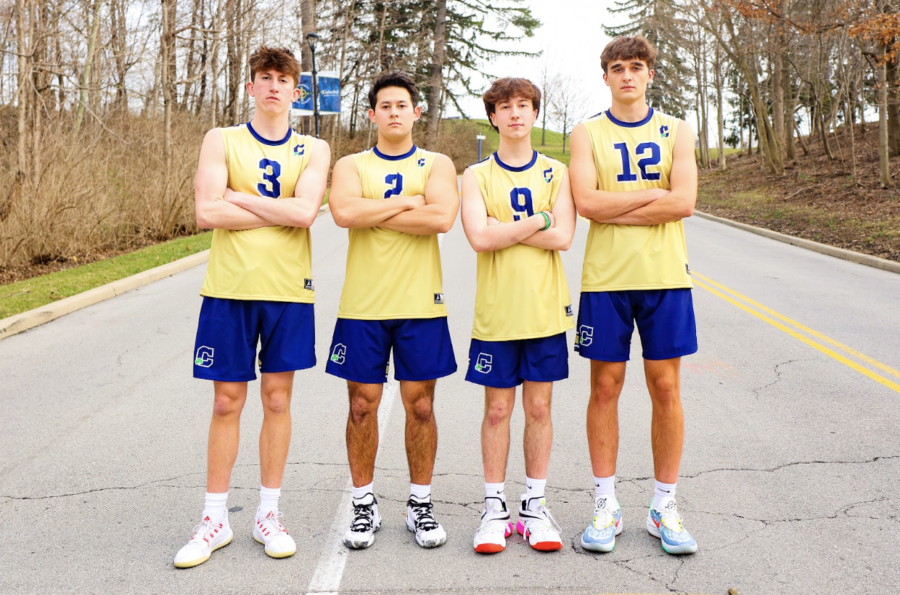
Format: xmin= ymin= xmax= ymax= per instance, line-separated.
xmin=384 ymin=173 xmax=404 ymax=198
xmin=258 ymin=159 xmax=282 ymax=198
xmin=613 ymin=142 xmax=661 ymax=182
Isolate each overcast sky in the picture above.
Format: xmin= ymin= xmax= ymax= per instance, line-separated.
xmin=446 ymin=0 xmax=621 ymax=124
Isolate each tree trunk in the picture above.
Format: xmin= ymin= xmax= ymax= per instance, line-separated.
xmin=225 ymin=0 xmax=241 ymax=125
xmin=161 ymin=0 xmax=176 ymax=174
xmin=715 ymin=42 xmax=726 ymax=170
xmin=783 ymin=44 xmax=795 ymax=161
xmin=300 ymin=0 xmax=316 ymax=135
xmin=425 ymin=0 xmax=447 ymax=150
xmin=111 ymin=0 xmax=128 ymax=111
xmin=73 ymin=0 xmax=103 ymax=135
xmin=16 ymin=0 xmax=28 ymax=176
xmin=887 ymin=56 xmax=900 ymax=157
xmin=879 ymin=48 xmax=892 ymax=188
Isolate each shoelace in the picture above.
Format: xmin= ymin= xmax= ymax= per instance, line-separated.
xmin=591 ymin=506 xmax=615 ymax=529
xmin=523 ymin=503 xmax=562 ymax=534
xmin=657 ymin=508 xmax=685 ymax=532
xmin=408 ymin=498 xmax=440 ymax=531
xmin=190 ymin=517 xmax=222 ymax=545
xmin=257 ymin=511 xmax=288 ymax=536
xmin=350 ymin=501 xmax=376 ymax=532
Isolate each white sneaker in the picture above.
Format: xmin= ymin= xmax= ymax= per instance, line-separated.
xmin=174 ymin=515 xmax=233 ymax=568
xmin=253 ymin=509 xmax=297 ymax=559
xmin=406 ymin=494 xmax=447 ymax=548
xmin=343 ymin=493 xmax=382 ymax=549
xmin=516 ymin=496 xmax=563 ymax=551
xmin=473 ymin=497 xmax=514 ymax=554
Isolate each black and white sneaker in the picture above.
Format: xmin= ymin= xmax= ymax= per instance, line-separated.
xmin=343 ymin=493 xmax=382 ymax=549
xmin=406 ymin=494 xmax=447 ymax=548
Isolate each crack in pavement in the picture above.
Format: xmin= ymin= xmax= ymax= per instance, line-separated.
xmin=751 ymin=359 xmax=807 ymax=400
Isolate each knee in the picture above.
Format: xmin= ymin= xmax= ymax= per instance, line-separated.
xmin=649 ymin=377 xmax=680 ymax=410
xmin=212 ymin=391 xmax=244 ymax=418
xmin=485 ymin=400 xmax=513 ymax=427
xmin=590 ymin=378 xmax=621 ymax=406
xmin=263 ymin=388 xmax=291 ymax=416
xmin=525 ymin=398 xmax=551 ymax=425
xmin=407 ymin=396 xmax=434 ymax=424
xmin=348 ymin=392 xmax=377 ymax=424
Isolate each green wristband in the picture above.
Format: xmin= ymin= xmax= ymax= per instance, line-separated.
xmin=539 ymin=211 xmax=551 ymax=231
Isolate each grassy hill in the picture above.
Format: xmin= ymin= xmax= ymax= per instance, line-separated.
xmin=469 ymin=119 xmax=572 ymax=165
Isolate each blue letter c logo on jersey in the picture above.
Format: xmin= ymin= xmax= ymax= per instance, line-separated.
xmin=331 ymin=343 xmax=346 ymax=365
xmin=195 ymin=346 xmax=214 ymax=368
xmin=384 ymin=173 xmax=404 ymax=198
xmin=577 ymin=325 xmax=594 ymax=347
xmin=543 ymin=168 xmax=553 ymax=183
xmin=474 ymin=353 xmax=492 ymax=374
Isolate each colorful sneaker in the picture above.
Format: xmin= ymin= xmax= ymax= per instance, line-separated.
xmin=473 ymin=497 xmax=514 ymax=554
xmin=516 ymin=496 xmax=563 ymax=551
xmin=343 ymin=493 xmax=382 ymax=549
xmin=646 ymin=499 xmax=698 ymax=555
xmin=580 ymin=496 xmax=623 ymax=553
xmin=253 ymin=509 xmax=297 ymax=558
xmin=173 ymin=514 xmax=233 ymax=568
xmin=406 ymin=494 xmax=447 ymax=548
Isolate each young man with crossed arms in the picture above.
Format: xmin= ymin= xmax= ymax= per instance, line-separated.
xmin=461 ymin=77 xmax=576 ymax=554
xmin=570 ymin=35 xmax=699 ymax=555
xmin=175 ymin=46 xmax=330 ymax=568
xmin=327 ymin=71 xmax=459 ymax=550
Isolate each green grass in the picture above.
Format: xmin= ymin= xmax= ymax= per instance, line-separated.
xmin=472 ymin=120 xmax=572 ymax=166
xmin=0 ymin=232 xmax=212 ymax=319
xmin=700 ymin=147 xmax=742 ymax=160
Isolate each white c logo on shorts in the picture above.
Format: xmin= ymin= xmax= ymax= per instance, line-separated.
xmin=474 ymin=353 xmax=492 ymax=374
xmin=331 ymin=343 xmax=346 ymax=365
xmin=195 ymin=346 xmax=214 ymax=368
xmin=578 ymin=325 xmax=594 ymax=347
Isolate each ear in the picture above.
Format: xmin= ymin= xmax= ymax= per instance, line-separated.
xmin=291 ymin=86 xmax=301 ymax=102
xmin=602 ymin=72 xmax=609 ymax=87
xmin=648 ymin=69 xmax=655 ymax=84
xmin=246 ymin=80 xmax=255 ymax=97
xmin=413 ymin=105 xmax=422 ymax=121
xmin=489 ymin=112 xmax=496 ymax=127
xmin=367 ymin=108 xmax=376 ymax=123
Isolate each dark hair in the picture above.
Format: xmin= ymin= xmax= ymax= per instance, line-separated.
xmin=482 ymin=77 xmax=542 ymax=132
xmin=600 ymin=35 xmax=657 ymax=73
xmin=249 ymin=46 xmax=301 ymax=87
xmin=368 ymin=71 xmax=419 ymax=109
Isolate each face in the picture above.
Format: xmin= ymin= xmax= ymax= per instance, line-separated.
xmin=247 ymin=69 xmax=300 ymax=116
xmin=368 ymin=86 xmax=421 ymax=139
xmin=603 ymin=58 xmax=654 ymax=102
xmin=489 ymin=95 xmax=536 ymax=140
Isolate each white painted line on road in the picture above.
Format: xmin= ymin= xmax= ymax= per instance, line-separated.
xmin=305 ymin=380 xmax=399 ymax=595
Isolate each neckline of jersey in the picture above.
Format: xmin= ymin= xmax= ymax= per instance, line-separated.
xmin=493 ymin=150 xmax=537 ymax=172
xmin=373 ymin=144 xmax=417 ymax=161
xmin=605 ymin=107 xmax=654 ymax=128
xmin=246 ymin=122 xmax=293 ymax=146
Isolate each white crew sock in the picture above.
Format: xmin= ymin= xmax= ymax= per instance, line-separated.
xmin=525 ymin=476 xmax=547 ymax=510
xmin=202 ymin=491 xmax=228 ymax=521
xmin=410 ymin=483 xmax=431 ymax=500
xmin=652 ymin=480 xmax=677 ymax=510
xmin=594 ymin=474 xmax=616 ymax=504
xmin=352 ymin=482 xmax=374 ymax=500
xmin=485 ymin=482 xmax=505 ymax=500
xmin=259 ymin=485 xmax=281 ymax=515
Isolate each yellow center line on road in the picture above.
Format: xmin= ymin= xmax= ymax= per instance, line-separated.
xmin=692 ymin=274 xmax=900 ymax=395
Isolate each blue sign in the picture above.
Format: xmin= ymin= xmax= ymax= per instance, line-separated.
xmin=291 ymin=71 xmax=340 ymax=115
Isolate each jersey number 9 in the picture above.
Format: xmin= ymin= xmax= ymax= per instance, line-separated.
xmin=509 ymin=187 xmax=534 ymax=221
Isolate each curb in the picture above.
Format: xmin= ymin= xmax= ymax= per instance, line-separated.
xmin=693 ymin=211 xmax=900 ymax=276
xmin=0 ymin=204 xmax=332 ymax=342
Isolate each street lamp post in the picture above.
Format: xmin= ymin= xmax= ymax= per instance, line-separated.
xmin=306 ymin=33 xmax=320 ymax=138
xmin=476 ymin=134 xmax=486 ymax=161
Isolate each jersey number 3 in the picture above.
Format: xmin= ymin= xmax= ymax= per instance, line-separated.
xmin=613 ymin=142 xmax=661 ymax=182
xmin=258 ymin=159 xmax=282 ymax=198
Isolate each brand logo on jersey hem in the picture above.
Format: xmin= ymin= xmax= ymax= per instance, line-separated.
xmin=434 ymin=293 xmax=444 ymax=305
xmin=195 ymin=346 xmax=214 ymax=367
xmin=474 ymin=353 xmax=492 ymax=373
xmin=565 ymin=305 xmax=574 ymax=317
xmin=685 ymin=263 xmax=691 ymax=275
xmin=304 ymin=278 xmax=314 ymax=290
xmin=331 ymin=343 xmax=346 ymax=364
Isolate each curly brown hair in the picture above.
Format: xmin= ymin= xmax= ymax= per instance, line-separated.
xmin=600 ymin=36 xmax=657 ymax=73
xmin=482 ymin=78 xmax=541 ymax=132
xmin=249 ymin=46 xmax=301 ymax=87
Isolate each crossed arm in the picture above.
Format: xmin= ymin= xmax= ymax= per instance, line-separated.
xmin=569 ymin=120 xmax=697 ymax=226
xmin=460 ymin=167 xmax=576 ymax=253
xmin=194 ymin=129 xmax=331 ymax=230
xmin=328 ymin=154 xmax=459 ymax=235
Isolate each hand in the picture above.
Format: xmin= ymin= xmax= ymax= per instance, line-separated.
xmin=648 ymin=187 xmax=668 ymax=201
xmin=222 ymin=188 xmax=239 ymax=203
xmin=406 ymin=194 xmax=426 ymax=209
xmin=486 ymin=216 xmax=500 ymax=226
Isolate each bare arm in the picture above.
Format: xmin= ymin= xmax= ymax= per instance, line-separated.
xmin=221 ymin=138 xmax=332 ymax=228
xmin=379 ymin=154 xmax=460 ymax=235
xmin=569 ymin=123 xmax=665 ymax=222
xmin=328 ymin=156 xmax=422 ymax=229
xmin=460 ymin=167 xmax=550 ymax=252
xmin=601 ymin=120 xmax=697 ymax=225
xmin=194 ymin=129 xmax=273 ymax=230
xmin=519 ymin=169 xmax=576 ymax=251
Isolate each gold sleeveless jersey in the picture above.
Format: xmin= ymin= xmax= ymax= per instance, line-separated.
xmin=338 ymin=145 xmax=447 ymax=320
xmin=469 ymin=151 xmax=574 ymax=340
xmin=581 ymin=108 xmax=693 ymax=292
xmin=200 ymin=123 xmax=316 ymax=302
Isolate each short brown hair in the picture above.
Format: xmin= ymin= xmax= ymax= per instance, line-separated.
xmin=482 ymin=78 xmax=541 ymax=132
xmin=368 ymin=71 xmax=419 ymax=109
xmin=249 ymin=46 xmax=301 ymax=87
xmin=600 ymin=36 xmax=657 ymax=73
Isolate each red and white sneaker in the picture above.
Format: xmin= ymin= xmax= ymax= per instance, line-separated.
xmin=473 ymin=497 xmax=514 ymax=554
xmin=516 ymin=496 xmax=563 ymax=551
xmin=253 ymin=509 xmax=297 ymax=559
xmin=174 ymin=515 xmax=233 ymax=568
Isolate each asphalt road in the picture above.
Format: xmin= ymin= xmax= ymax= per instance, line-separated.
xmin=2 ymin=213 xmax=898 ymax=595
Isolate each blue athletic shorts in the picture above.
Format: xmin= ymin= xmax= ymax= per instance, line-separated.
xmin=575 ymin=289 xmax=698 ymax=362
xmin=193 ymin=297 xmax=316 ymax=382
xmin=465 ymin=333 xmax=569 ymax=388
xmin=325 ymin=317 xmax=457 ymax=384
